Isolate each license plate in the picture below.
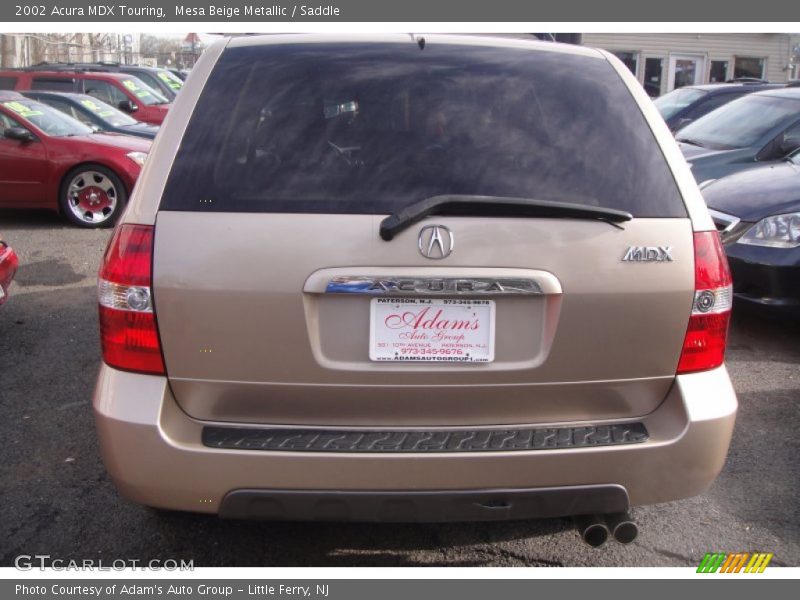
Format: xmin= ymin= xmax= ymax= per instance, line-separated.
xmin=369 ymin=298 xmax=495 ymax=363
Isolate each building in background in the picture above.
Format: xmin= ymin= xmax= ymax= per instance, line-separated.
xmin=0 ymin=32 xmax=205 ymax=69
xmin=583 ymin=33 xmax=799 ymax=96
xmin=0 ymin=33 xmax=142 ymax=68
xmin=3 ymin=32 xmax=796 ymax=93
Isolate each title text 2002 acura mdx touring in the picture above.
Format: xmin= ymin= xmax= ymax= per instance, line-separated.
xmin=93 ymin=35 xmax=737 ymax=547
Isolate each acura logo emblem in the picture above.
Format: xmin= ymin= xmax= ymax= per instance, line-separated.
xmin=418 ymin=225 xmax=454 ymax=259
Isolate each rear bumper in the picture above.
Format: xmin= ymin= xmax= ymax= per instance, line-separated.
xmin=219 ymin=486 xmax=629 ymax=522
xmin=93 ymin=364 xmax=737 ymax=519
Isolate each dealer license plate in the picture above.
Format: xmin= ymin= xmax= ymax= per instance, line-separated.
xmin=369 ymin=298 xmax=495 ymax=362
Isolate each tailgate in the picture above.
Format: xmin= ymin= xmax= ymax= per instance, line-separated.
xmin=153 ymin=212 xmax=694 ymax=426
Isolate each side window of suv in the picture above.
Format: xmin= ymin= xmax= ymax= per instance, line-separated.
xmin=83 ymin=79 xmax=127 ymax=107
xmin=31 ymin=77 xmax=76 ymax=92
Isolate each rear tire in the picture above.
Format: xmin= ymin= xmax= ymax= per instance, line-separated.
xmin=59 ymin=164 xmax=127 ymax=228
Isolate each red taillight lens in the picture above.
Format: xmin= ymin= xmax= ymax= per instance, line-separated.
xmin=100 ymin=224 xmax=154 ymax=286
xmin=693 ymin=229 xmax=733 ymax=290
xmin=98 ymin=224 xmax=164 ymax=375
xmin=677 ymin=231 xmax=733 ymax=375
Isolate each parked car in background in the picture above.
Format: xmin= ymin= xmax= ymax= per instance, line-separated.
xmin=0 ymin=91 xmax=151 ymax=227
xmin=168 ymin=68 xmax=189 ymax=81
xmin=0 ymin=69 xmax=171 ymax=125
xmin=703 ymin=150 xmax=800 ymax=315
xmin=654 ymin=82 xmax=782 ymax=132
xmin=677 ymin=87 xmax=800 ymax=184
xmin=23 ymin=63 xmax=184 ymax=102
xmin=100 ymin=64 xmax=183 ymax=101
xmin=22 ymin=91 xmax=159 ymax=139
xmin=93 ymin=35 xmax=736 ymax=543
xmin=0 ymin=234 xmax=19 ymax=306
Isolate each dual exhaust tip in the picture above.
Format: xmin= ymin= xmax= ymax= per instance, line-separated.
xmin=574 ymin=512 xmax=638 ymax=547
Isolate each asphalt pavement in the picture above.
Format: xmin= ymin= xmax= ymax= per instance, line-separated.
xmin=1 ymin=209 xmax=798 ymax=567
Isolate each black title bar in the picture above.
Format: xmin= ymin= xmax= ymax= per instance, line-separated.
xmin=3 ymin=0 xmax=800 ymax=22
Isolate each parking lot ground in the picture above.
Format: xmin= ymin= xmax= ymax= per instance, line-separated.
xmin=1 ymin=209 xmax=799 ymax=567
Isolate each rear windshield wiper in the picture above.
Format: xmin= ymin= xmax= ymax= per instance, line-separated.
xmin=379 ymin=195 xmax=633 ymax=241
xmin=675 ymin=137 xmax=706 ymax=148
xmin=677 ymin=137 xmax=739 ymax=151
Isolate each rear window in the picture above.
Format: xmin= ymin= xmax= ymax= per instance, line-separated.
xmin=161 ymin=42 xmax=686 ymax=217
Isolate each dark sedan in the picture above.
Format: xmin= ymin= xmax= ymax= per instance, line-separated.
xmin=654 ymin=82 xmax=782 ymax=132
xmin=21 ymin=91 xmax=158 ymax=139
xmin=677 ymin=87 xmax=800 ymax=185
xmin=703 ymin=151 xmax=800 ymax=314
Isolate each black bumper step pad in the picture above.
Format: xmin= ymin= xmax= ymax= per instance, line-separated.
xmin=202 ymin=422 xmax=649 ymax=453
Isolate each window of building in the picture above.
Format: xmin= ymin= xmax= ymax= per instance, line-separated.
xmin=710 ymin=60 xmax=729 ymax=83
xmin=734 ymin=57 xmax=766 ymax=80
xmin=612 ymin=51 xmax=639 ymax=76
xmin=673 ymin=59 xmax=699 ymax=89
xmin=643 ymin=57 xmax=664 ymax=97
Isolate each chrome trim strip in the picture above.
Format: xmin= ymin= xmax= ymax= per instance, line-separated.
xmin=707 ymin=209 xmax=741 ymax=234
xmin=325 ymin=276 xmax=544 ymax=295
xmin=304 ymin=267 xmax=563 ymax=295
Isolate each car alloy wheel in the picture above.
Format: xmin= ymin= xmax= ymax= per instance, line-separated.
xmin=66 ymin=170 xmax=119 ymax=225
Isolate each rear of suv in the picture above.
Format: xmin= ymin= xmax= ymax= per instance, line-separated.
xmin=93 ymin=35 xmax=737 ymax=537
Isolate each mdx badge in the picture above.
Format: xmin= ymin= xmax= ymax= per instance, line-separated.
xmin=622 ymin=246 xmax=673 ymax=262
xmin=418 ymin=225 xmax=453 ymax=259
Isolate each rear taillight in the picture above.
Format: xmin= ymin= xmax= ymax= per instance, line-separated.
xmin=98 ymin=224 xmax=165 ymax=375
xmin=677 ymin=231 xmax=733 ymax=374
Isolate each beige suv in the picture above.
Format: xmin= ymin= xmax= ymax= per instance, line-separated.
xmin=93 ymin=35 xmax=737 ymax=546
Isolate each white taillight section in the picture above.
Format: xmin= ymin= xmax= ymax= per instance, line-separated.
xmin=692 ymin=285 xmax=732 ymax=315
xmin=98 ymin=279 xmax=153 ymax=312
xmin=677 ymin=232 xmax=733 ymax=375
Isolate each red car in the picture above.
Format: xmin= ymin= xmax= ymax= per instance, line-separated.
xmin=0 ymin=69 xmax=171 ymax=125
xmin=0 ymin=91 xmax=151 ymax=227
xmin=0 ymin=235 xmax=18 ymax=306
